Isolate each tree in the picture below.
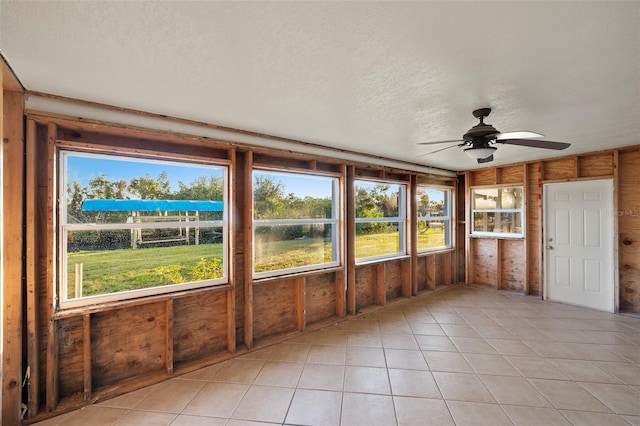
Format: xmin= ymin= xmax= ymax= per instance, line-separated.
xmin=253 ymin=176 xmax=285 ymax=219
xmin=175 ymin=176 xmax=223 ymax=201
xmin=128 ymin=172 xmax=171 ymax=200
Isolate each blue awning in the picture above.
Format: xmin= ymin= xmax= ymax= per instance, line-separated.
xmin=81 ymin=199 xmax=223 ymax=212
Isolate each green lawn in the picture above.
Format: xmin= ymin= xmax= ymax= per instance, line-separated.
xmin=67 ymin=228 xmax=447 ymax=298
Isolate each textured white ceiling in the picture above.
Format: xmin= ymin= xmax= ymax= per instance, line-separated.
xmin=1 ymin=1 xmax=639 ymax=172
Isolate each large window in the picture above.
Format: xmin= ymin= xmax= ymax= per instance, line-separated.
xmin=60 ymin=151 xmax=228 ymax=308
xmin=253 ymin=170 xmax=340 ymax=278
xmin=417 ymin=186 xmax=451 ymax=251
xmin=472 ymin=186 xmax=524 ymax=237
xmin=355 ymin=180 xmax=407 ymax=261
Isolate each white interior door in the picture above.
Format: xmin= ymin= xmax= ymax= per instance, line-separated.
xmin=544 ymin=179 xmax=614 ymax=312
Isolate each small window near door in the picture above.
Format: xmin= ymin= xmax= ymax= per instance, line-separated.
xmin=471 ymin=186 xmax=524 ymax=237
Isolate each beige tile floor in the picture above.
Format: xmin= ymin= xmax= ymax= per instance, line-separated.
xmin=35 ymin=285 xmax=640 ymax=426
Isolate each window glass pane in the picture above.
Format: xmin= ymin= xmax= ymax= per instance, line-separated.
xmin=65 ymin=227 xmax=224 ymax=300
xmin=65 ymin=154 xmax=225 ymax=225
xmin=355 ymin=222 xmax=401 ymax=258
xmin=254 ymin=224 xmax=335 ymax=273
xmin=417 ymin=187 xmax=448 ymax=217
xmin=355 ymin=181 xmax=402 ymax=218
xmin=471 ymin=186 xmax=524 ymax=236
xmin=61 ymin=151 xmax=227 ymax=307
xmin=473 ymin=188 xmax=498 ymax=210
xmin=418 ymin=219 xmax=449 ymax=250
xmin=417 ymin=187 xmax=451 ymax=251
xmin=253 ymin=171 xmax=335 ymax=220
xmin=252 ymin=170 xmax=339 ymax=276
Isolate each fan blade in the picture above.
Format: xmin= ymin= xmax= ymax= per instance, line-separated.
xmin=491 ymin=131 xmax=544 ymax=140
xmin=417 ymin=144 xmax=462 ymax=157
xmin=497 ymin=139 xmax=571 ymax=150
xmin=416 ymin=139 xmax=464 ymax=146
xmin=477 ymin=154 xmax=494 ymax=164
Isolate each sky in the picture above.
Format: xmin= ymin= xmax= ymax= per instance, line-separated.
xmin=65 ymin=152 xmax=225 ymax=193
xmin=64 ymin=152 xmax=445 ymax=202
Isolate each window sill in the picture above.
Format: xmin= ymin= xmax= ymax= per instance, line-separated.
xmin=252 ymin=265 xmax=344 ymax=285
xmin=355 ymin=254 xmax=411 ymax=267
xmin=470 ymin=234 xmax=525 ymax=240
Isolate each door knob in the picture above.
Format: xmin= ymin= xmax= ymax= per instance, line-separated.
xmin=546 ymin=246 xmax=554 ymax=250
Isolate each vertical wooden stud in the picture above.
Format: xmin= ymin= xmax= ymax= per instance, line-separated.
xmin=335 ymin=269 xmax=346 ymax=318
xmin=346 ymin=166 xmax=356 ymax=314
xmin=45 ymin=122 xmax=58 ymax=413
xmin=613 ymin=150 xmax=620 ymax=313
xmin=443 ymin=251 xmax=452 ymax=285
xmin=402 ymin=259 xmax=412 ymax=298
xmin=165 ymin=300 xmax=173 ymax=374
xmin=409 ymin=174 xmax=418 ymax=296
xmin=82 ymin=314 xmax=91 ymax=402
xmin=243 ymin=152 xmax=254 ymax=349
xmin=25 ymin=119 xmax=39 ymax=419
xmin=2 ymin=85 xmax=25 ymax=424
xmin=464 ymin=172 xmax=472 ymax=285
xmin=227 ymin=149 xmax=236 ymax=353
xmin=523 ymin=163 xmax=530 ymax=295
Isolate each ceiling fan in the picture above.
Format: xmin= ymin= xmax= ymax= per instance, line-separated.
xmin=418 ymin=108 xmax=571 ymax=164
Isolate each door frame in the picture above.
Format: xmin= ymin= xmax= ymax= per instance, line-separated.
xmin=542 ymin=178 xmax=617 ymax=312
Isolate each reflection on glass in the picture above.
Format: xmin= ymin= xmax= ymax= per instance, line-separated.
xmin=65 ymin=227 xmax=224 ymax=299
xmin=471 ymin=186 xmax=524 ymax=236
xmin=254 ymin=224 xmax=334 ymax=273
xmin=355 ymin=223 xmax=401 ymax=259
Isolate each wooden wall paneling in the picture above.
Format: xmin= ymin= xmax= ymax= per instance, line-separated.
xmin=496 ymin=240 xmax=502 ymax=289
xmin=173 ymin=291 xmax=228 ymax=364
xmin=25 ymin=119 xmax=40 ymax=418
xmin=376 ymin=263 xmax=386 ymax=305
xmin=470 ymin=168 xmax=496 ymax=186
xmin=385 ymin=260 xmax=403 ymax=301
xmin=618 ymin=150 xmax=640 ymax=312
xmin=165 ymin=300 xmax=174 ymax=374
xmin=243 ymin=152 xmax=254 ymax=348
xmin=346 ymin=166 xmax=356 ymax=314
xmin=306 ymin=273 xmax=337 ymax=324
xmin=499 ymin=164 xmax=525 ymax=184
xmin=416 ymin=257 xmax=426 ymax=292
xmin=426 ymin=255 xmax=436 ymax=290
xmin=56 ymin=317 xmax=84 ymax=400
xmin=295 ymin=277 xmax=306 ymax=331
xmin=578 ymin=152 xmax=615 ymax=178
xmin=500 ymin=239 xmax=526 ymax=292
xmin=2 ymin=85 xmax=24 ymax=424
xmin=535 ymin=162 xmax=544 ymax=296
xmin=45 ymin=123 xmax=58 ymax=412
xmin=543 ymin=157 xmax=577 ymax=181
xmin=410 ymin=175 xmax=418 ymax=296
xmin=82 ymin=315 xmax=91 ymax=402
xmin=355 ymin=265 xmax=375 ymax=312
xmin=472 ymin=238 xmax=498 ymax=287
xmin=252 ymin=280 xmax=297 ymax=340
xmin=443 ymin=252 xmax=452 ymax=285
xmin=91 ymin=302 xmax=167 ymax=389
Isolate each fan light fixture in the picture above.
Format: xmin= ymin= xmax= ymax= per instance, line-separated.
xmin=464 ymin=146 xmax=497 ymax=160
